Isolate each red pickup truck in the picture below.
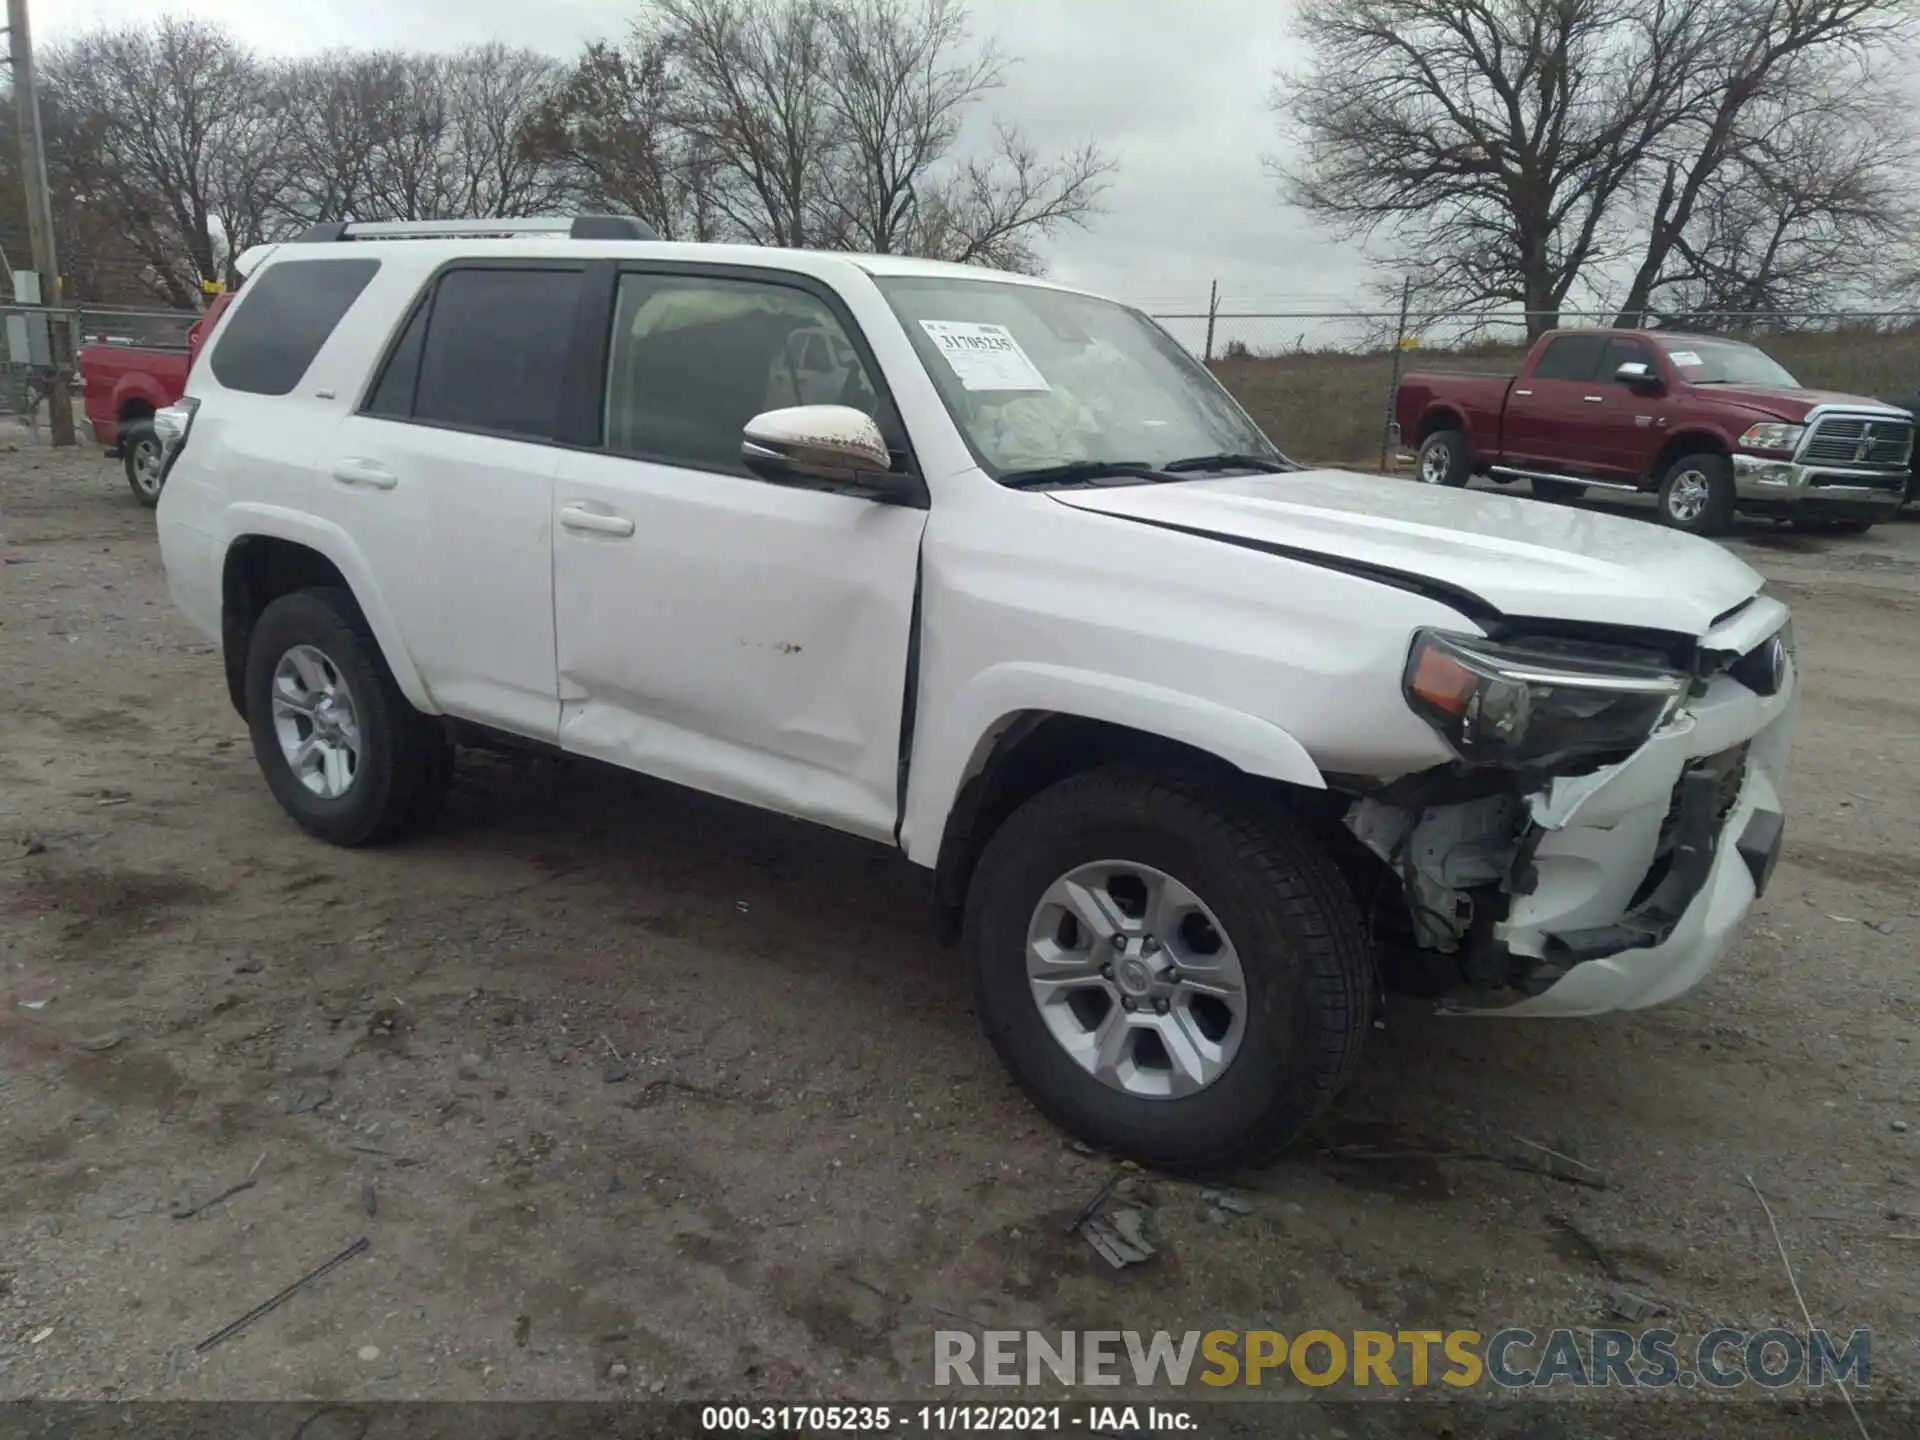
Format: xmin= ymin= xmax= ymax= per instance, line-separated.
xmin=1394 ymin=329 xmax=1914 ymax=536
xmin=80 ymin=291 xmax=232 ymax=506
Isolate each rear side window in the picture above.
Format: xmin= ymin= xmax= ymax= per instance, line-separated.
xmin=408 ymin=268 xmax=584 ymax=441
xmin=210 ymin=259 xmax=380 ymax=396
xmin=1531 ymin=335 xmax=1606 ymax=381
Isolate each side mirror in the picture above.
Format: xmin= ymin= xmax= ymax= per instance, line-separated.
xmin=1615 ymin=361 xmax=1659 ymax=390
xmin=741 ymin=405 xmax=904 ymax=496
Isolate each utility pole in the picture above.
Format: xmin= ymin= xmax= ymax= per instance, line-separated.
xmin=1203 ymin=279 xmax=1219 ymax=363
xmin=1379 ymin=272 xmax=1414 ymax=473
xmin=8 ymin=0 xmax=77 ymax=446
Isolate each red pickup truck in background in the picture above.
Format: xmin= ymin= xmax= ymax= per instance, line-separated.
xmin=79 ymin=290 xmax=232 ymax=507
xmin=1394 ymin=329 xmax=1915 ymax=536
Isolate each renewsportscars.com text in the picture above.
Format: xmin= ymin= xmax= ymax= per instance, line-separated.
xmin=934 ymin=1327 xmax=1870 ymax=1390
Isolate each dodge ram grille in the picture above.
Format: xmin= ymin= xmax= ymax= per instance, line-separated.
xmin=1800 ymin=416 xmax=1913 ymax=468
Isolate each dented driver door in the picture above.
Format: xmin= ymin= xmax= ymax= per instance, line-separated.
xmin=549 ymin=267 xmax=928 ymax=845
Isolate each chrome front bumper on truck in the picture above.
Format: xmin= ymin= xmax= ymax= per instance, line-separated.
xmin=1732 ymin=453 xmax=1907 ymax=513
xmin=1733 ymin=405 xmax=1913 ymax=516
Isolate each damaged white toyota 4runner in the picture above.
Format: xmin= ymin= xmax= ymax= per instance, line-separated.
xmin=152 ymin=218 xmax=1795 ymax=1169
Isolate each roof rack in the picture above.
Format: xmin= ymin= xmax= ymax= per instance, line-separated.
xmin=293 ymin=214 xmax=660 ymax=243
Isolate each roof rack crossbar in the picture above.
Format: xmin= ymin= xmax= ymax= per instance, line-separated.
xmin=292 ymin=214 xmax=660 ymax=243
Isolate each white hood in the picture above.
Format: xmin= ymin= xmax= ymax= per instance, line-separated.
xmin=1049 ymin=470 xmax=1765 ymax=636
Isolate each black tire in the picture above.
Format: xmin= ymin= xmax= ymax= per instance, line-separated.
xmin=1530 ymin=478 xmax=1586 ymax=504
xmin=964 ymin=765 xmax=1372 ymax=1171
xmin=122 ymin=420 xmax=165 ymax=507
xmin=244 ymin=586 xmax=453 ymax=846
xmin=1415 ymin=430 xmax=1470 ymax=487
xmin=1656 ymin=451 xmax=1735 ymax=536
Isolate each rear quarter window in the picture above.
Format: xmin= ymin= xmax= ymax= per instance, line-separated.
xmin=210 ymin=258 xmax=381 ymax=396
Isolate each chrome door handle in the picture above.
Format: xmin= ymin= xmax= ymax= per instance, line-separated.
xmin=1582 ymin=395 xmax=1604 ymax=404
xmin=559 ymin=504 xmax=636 ymax=538
xmin=330 ymin=460 xmax=397 ymax=490
xmin=1513 ymin=388 xmax=1533 ymax=397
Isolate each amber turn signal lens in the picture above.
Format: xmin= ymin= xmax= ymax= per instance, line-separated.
xmin=1409 ymin=646 xmax=1478 ymax=716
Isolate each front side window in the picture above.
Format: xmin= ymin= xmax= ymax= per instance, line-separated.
xmin=408 ymin=268 xmax=584 ymax=440
xmin=1599 ymin=337 xmax=1652 ymax=378
xmin=602 ymin=272 xmax=883 ymax=472
xmin=210 ymin=258 xmax=379 ymax=396
xmin=873 ymin=275 xmax=1280 ymax=479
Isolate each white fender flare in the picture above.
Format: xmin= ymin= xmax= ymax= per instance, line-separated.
xmin=902 ymin=661 xmax=1325 ymax=867
xmin=224 ymin=503 xmax=436 ymax=713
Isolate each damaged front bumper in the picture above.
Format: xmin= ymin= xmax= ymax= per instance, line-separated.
xmin=1350 ymin=620 xmax=1797 ymax=1017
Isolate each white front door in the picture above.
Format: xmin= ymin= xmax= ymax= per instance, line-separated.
xmin=551 ymin=269 xmax=928 ymax=842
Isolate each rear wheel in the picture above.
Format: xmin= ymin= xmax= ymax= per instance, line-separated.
xmin=1657 ymin=452 xmax=1735 ymax=536
xmin=964 ymin=766 xmax=1373 ymax=1170
xmin=1416 ymin=430 xmax=1470 ymax=487
xmin=1530 ymin=478 xmax=1586 ymax=504
xmin=122 ymin=420 xmax=164 ymax=507
xmin=244 ymin=587 xmax=453 ymax=846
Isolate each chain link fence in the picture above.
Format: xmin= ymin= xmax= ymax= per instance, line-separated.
xmin=1146 ymin=304 xmax=1920 ymax=469
xmin=0 ymin=304 xmax=197 ymax=439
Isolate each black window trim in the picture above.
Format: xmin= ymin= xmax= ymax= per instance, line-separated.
xmin=354 ymin=256 xmax=596 ymax=447
xmin=594 ymin=259 xmax=929 ymax=510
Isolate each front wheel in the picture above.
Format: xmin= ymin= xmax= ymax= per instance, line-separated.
xmin=1657 ymin=452 xmax=1735 ymax=536
xmin=1416 ymin=430 xmax=1470 ymax=486
xmin=245 ymin=587 xmax=453 ymax=846
xmin=964 ymin=766 xmax=1373 ymax=1170
xmin=123 ymin=420 xmax=165 ymax=507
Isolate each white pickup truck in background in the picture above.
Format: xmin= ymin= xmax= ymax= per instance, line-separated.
xmin=152 ymin=216 xmax=1797 ymax=1168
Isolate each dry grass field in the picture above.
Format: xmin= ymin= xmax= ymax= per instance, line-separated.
xmin=1215 ymin=326 xmax=1920 ymax=466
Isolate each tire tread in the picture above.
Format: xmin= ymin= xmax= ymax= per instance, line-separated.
xmin=966 ymin=763 xmax=1372 ymax=1170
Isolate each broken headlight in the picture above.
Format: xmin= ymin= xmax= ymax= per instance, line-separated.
xmin=1403 ymin=630 xmax=1687 ymax=768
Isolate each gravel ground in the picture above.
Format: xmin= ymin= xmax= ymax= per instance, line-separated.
xmin=1 ymin=438 xmax=1916 ymax=1435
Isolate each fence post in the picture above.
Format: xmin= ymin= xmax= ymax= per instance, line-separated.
xmin=1379 ymin=274 xmax=1413 ymax=472
xmin=1203 ymin=280 xmax=1219 ymax=363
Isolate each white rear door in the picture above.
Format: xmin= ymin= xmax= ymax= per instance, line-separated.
xmin=319 ymin=264 xmax=590 ymax=741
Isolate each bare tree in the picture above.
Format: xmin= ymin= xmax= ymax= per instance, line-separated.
xmin=45 ymin=18 xmax=276 ymax=301
xmin=1277 ymin=0 xmax=1916 ymax=335
xmin=1639 ymin=74 xmax=1915 ymax=325
xmin=1612 ymin=3 xmax=1916 ymax=323
xmin=542 ymin=0 xmax=1110 ymax=269
xmin=524 ymin=39 xmax=721 ymax=238
xmin=905 ymin=123 xmax=1112 ymax=272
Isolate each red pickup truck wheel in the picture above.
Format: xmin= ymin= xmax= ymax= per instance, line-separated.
xmin=122 ymin=421 xmax=165 ymax=508
xmin=1416 ymin=431 xmax=1470 ymax=487
xmin=1656 ymin=452 xmax=1735 ymax=537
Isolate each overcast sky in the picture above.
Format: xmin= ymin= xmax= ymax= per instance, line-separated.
xmin=36 ymin=0 xmax=1375 ymax=329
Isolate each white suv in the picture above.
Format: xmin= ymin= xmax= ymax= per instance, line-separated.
xmin=154 ymin=216 xmax=1797 ymax=1168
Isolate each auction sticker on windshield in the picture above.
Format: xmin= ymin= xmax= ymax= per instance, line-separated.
xmin=919 ymin=320 xmax=1052 ymax=392
xmin=1669 ymin=351 xmax=1703 ymax=367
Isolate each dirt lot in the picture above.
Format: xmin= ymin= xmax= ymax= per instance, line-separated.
xmin=2 ymin=440 xmax=1917 ymax=1433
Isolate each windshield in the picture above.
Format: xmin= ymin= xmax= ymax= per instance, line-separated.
xmin=1662 ymin=339 xmax=1800 ymax=388
xmin=874 ymin=275 xmax=1284 ymax=480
